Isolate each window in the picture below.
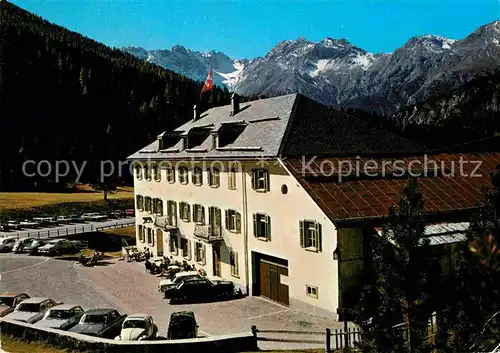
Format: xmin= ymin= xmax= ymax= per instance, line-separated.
xmin=208 ymin=168 xmax=220 ymax=187
xmin=179 ymin=202 xmax=191 ymax=222
xmin=299 ymin=220 xmax=322 ymax=252
xmin=167 ymin=201 xmax=177 ymax=226
xmin=138 ymin=225 xmax=144 ymax=242
xmin=306 ymin=285 xmax=318 ymax=299
xmin=195 ymin=242 xmax=206 ymax=264
xmin=192 ymin=167 xmax=203 ymax=186
xmin=225 ymin=209 xmax=241 ymax=233
xmin=134 ymin=165 xmax=142 ymax=180
xmin=179 ymin=167 xmax=189 ymax=184
xmin=251 ymin=169 xmax=269 ymax=192
xmin=230 ymin=251 xmax=239 ymax=277
xmin=253 ymin=213 xmax=271 ymax=240
xmin=181 ymin=238 xmax=191 ymax=259
xmin=228 ymin=168 xmax=237 ymax=190
xmin=153 ymin=198 xmax=163 ymax=216
xmin=208 ymin=206 xmax=222 ymax=237
xmin=136 ymin=195 xmax=144 ymax=211
xmin=144 ymin=166 xmax=152 ymax=181
xmin=167 ymin=168 xmax=175 ymax=183
xmin=153 ymin=166 xmax=161 ymax=181
xmin=170 ymin=234 xmax=178 ymax=254
xmin=193 ymin=204 xmax=205 ymax=224
xmin=147 ymin=228 xmax=154 ymax=245
xmin=144 ymin=197 xmax=152 ymax=213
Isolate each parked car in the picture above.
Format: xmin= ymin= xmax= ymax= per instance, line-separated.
xmin=69 ymin=214 xmax=85 ymax=223
xmin=56 ymin=216 xmax=72 ymax=224
xmin=19 ymin=220 xmax=39 ymax=229
xmin=3 ymin=297 xmax=60 ymax=323
xmin=125 ymin=209 xmax=135 ymax=217
xmin=164 ymin=277 xmax=235 ymax=302
xmin=0 ymin=293 xmax=30 ymax=317
xmin=13 ymin=237 xmax=35 ymax=253
xmin=24 ymin=239 xmax=46 ymax=254
xmin=35 ymin=304 xmax=85 ymax=330
xmin=109 ymin=210 xmax=125 ymax=219
xmin=114 ymin=314 xmax=157 ymax=341
xmin=38 ymin=239 xmax=76 ymax=256
xmin=158 ymin=271 xmax=222 ymax=293
xmin=69 ymin=309 xmax=126 ymax=338
xmin=81 ymin=213 xmax=107 ymax=221
xmin=0 ymin=222 xmax=10 ymax=231
xmin=7 ymin=220 xmax=22 ymax=230
xmin=0 ymin=237 xmax=17 ymax=252
xmin=167 ymin=311 xmax=198 ymax=339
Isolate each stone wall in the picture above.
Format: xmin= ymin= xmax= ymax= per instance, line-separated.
xmin=0 ymin=318 xmax=258 ymax=353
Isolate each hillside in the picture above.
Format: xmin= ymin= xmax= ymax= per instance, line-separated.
xmin=0 ymin=1 xmax=232 ymax=191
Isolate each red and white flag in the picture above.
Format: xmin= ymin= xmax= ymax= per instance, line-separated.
xmin=200 ymin=67 xmax=214 ymax=96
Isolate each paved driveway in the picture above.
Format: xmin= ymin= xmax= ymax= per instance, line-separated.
xmin=0 ymin=254 xmax=346 ymax=350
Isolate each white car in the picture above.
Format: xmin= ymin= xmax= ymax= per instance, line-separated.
xmin=19 ymin=220 xmax=39 ymax=229
xmin=35 ymin=304 xmax=85 ymax=330
xmin=81 ymin=213 xmax=107 ymax=221
xmin=114 ymin=314 xmax=157 ymax=341
xmin=158 ymin=271 xmax=222 ymax=293
xmin=7 ymin=220 xmax=21 ymax=230
xmin=38 ymin=239 xmax=75 ymax=255
xmin=4 ymin=297 xmax=60 ymax=324
xmin=0 ymin=237 xmax=17 ymax=252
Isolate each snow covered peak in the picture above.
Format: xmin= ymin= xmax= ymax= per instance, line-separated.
xmin=405 ymin=34 xmax=457 ymax=51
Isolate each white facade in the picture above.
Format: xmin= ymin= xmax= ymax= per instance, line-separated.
xmin=133 ymin=160 xmax=340 ymax=318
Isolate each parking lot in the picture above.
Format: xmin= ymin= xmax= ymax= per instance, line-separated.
xmin=0 ymin=253 xmax=344 ymax=350
xmin=0 ymin=217 xmax=135 ymax=239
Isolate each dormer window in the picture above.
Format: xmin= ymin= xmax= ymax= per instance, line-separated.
xmin=217 ymin=122 xmax=247 ymax=148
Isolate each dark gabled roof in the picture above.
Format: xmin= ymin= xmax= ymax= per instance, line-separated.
xmin=128 ymin=93 xmax=423 ymax=161
xmin=280 ymin=94 xmax=424 ymax=157
xmin=285 ymin=152 xmax=500 ymax=223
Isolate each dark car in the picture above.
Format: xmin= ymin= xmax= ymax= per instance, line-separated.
xmin=164 ymin=277 xmax=235 ymax=302
xmin=0 ymin=293 xmax=30 ymax=317
xmin=24 ymin=239 xmax=46 ymax=254
xmin=167 ymin=311 xmax=198 ymax=339
xmin=69 ymin=309 xmax=126 ymax=338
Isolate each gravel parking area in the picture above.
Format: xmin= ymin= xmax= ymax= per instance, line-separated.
xmin=0 ymin=254 xmax=345 ymax=350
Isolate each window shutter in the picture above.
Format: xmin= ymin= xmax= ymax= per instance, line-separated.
xmin=192 ymin=205 xmax=197 ymax=222
xmin=191 ymin=171 xmax=195 ymax=184
xmin=202 ymin=244 xmax=206 ymax=264
xmin=253 ymin=214 xmax=257 ymax=237
xmin=225 ymin=210 xmax=229 ymax=230
xmin=265 ymin=171 xmax=270 ymax=191
xmin=208 ymin=207 xmax=213 ymax=227
xmin=266 ymin=215 xmax=271 ymax=241
xmin=159 ymin=200 xmax=163 ymax=216
xmin=236 ymin=212 xmax=241 ymax=233
xmin=179 ymin=202 xmax=183 ymax=218
xmin=299 ymin=221 xmax=305 ymax=248
xmin=201 ymin=206 xmax=205 ymax=224
xmin=251 ymin=170 xmax=256 ymax=190
xmin=151 ymin=230 xmax=155 ymax=246
xmin=173 ymin=202 xmax=177 ymax=226
xmin=186 ymin=204 xmax=191 ymax=222
xmin=216 ymin=208 xmax=221 ymax=227
xmin=316 ymin=222 xmax=322 ymax=252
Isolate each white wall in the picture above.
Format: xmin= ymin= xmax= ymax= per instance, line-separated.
xmin=133 ymin=159 xmax=339 ymax=316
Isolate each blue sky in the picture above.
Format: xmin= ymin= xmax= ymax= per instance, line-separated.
xmin=11 ymin=0 xmax=500 ymax=59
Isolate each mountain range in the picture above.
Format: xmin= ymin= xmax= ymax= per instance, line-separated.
xmin=124 ymin=20 xmax=500 ymax=114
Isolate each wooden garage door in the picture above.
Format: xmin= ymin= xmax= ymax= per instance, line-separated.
xmin=260 ymin=260 xmax=289 ymax=306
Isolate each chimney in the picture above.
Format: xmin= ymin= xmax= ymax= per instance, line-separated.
xmin=193 ymin=105 xmax=200 ymax=122
xmin=230 ymin=93 xmax=240 ymax=116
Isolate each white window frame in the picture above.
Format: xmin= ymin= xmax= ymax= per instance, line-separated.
xmin=153 ymin=166 xmax=161 ymax=181
xmin=147 ymin=228 xmax=154 ymax=245
xmin=195 ymin=242 xmax=206 ymax=264
xmin=306 ymin=285 xmax=318 ymax=299
xmin=208 ymin=168 xmax=220 ymax=188
xmin=253 ymin=213 xmax=271 ymax=241
xmin=179 ymin=167 xmax=188 ymax=184
xmin=230 ymin=251 xmax=239 ymax=277
xmin=144 ymin=166 xmax=152 ymax=181
xmin=225 ymin=209 xmax=241 ymax=233
xmin=300 ymin=220 xmax=322 ymax=252
xmin=179 ymin=202 xmax=191 ymax=222
xmin=181 ymin=238 xmax=191 ymax=259
xmin=138 ymin=225 xmax=144 ymax=243
xmin=167 ymin=201 xmax=177 ymax=226
xmin=136 ymin=195 xmax=144 ymax=211
xmin=170 ymin=234 xmax=178 ymax=255
xmin=193 ymin=204 xmax=205 ymax=225
xmin=135 ymin=165 xmax=142 ymax=180
xmin=167 ymin=168 xmax=175 ymax=183
xmin=192 ymin=167 xmax=203 ymax=186
xmin=228 ymin=168 xmax=237 ymax=190
xmin=252 ymin=169 xmax=269 ymax=192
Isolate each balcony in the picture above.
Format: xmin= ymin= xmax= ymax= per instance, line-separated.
xmin=154 ymin=215 xmax=178 ymax=230
xmin=194 ymin=224 xmax=223 ymax=242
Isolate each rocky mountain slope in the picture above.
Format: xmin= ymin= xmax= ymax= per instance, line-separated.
xmin=126 ymin=21 xmax=500 ymax=115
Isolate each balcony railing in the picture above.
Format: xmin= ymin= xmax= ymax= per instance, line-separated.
xmin=154 ymin=215 xmax=177 ymax=230
xmin=194 ymin=224 xmax=223 ymax=242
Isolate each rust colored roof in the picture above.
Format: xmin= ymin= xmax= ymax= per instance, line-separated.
xmin=285 ymin=153 xmax=500 ymax=222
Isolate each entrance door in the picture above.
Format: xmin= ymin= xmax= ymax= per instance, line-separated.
xmin=156 ymin=229 xmax=163 ymax=256
xmin=259 ymin=258 xmax=289 ymax=306
xmin=213 ymin=244 xmax=221 ymax=276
